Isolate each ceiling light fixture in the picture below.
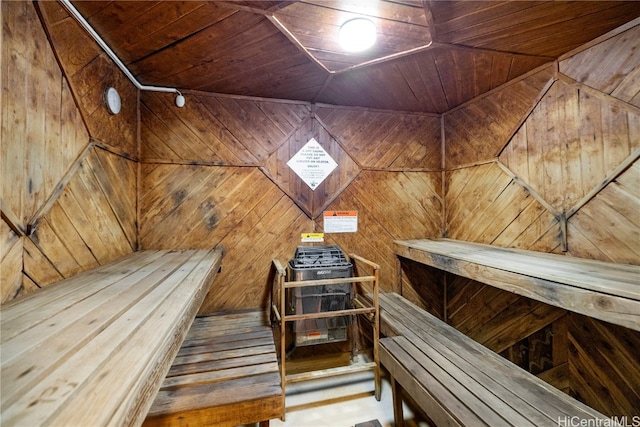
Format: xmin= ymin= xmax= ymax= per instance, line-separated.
xmin=339 ymin=18 xmax=377 ymax=53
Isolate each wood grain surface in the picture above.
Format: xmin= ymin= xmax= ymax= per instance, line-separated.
xmin=1 ymin=249 xmax=222 ymax=427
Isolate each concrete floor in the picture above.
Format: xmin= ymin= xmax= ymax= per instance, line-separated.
xmin=268 ymin=370 xmax=427 ymax=427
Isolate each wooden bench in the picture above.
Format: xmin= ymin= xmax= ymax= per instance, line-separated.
xmin=394 ymin=239 xmax=640 ymax=331
xmin=0 ymin=248 xmax=222 ymax=427
xmin=143 ymin=309 xmax=284 ymax=426
xmin=377 ymin=292 xmax=609 ymax=427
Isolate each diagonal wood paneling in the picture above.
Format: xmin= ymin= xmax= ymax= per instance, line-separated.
xmin=1 ymin=219 xmax=23 ymax=303
xmin=36 ymin=1 xmax=138 ymax=158
xmin=499 ymin=80 xmax=640 ymax=213
xmin=140 ymin=165 xmax=260 ymax=249
xmin=560 ymin=23 xmax=640 ymax=109
xmin=567 ymin=160 xmax=640 ymax=264
xmin=568 ymin=314 xmax=640 ymax=417
xmin=447 ymin=276 xmax=565 ymax=355
xmin=443 ymin=25 xmax=639 ymax=417
xmin=445 ymin=162 xmax=561 ymax=250
xmin=22 ymin=237 xmax=63 ymax=295
xmin=2 ymin=1 xmax=89 ymax=229
xmin=444 ymin=65 xmax=554 ymax=168
xmin=262 ymin=117 xmax=360 ymax=218
xmin=22 ymin=146 xmax=137 ymax=296
xmin=204 ymin=190 xmax=312 ymax=313
xmin=316 ymin=170 xmax=443 ymax=294
xmin=141 ymin=92 xmax=312 ymax=164
xmin=139 ymin=164 xmax=299 ymax=250
xmin=316 ymin=106 xmax=441 ymax=170
xmin=397 ymin=259 xmax=445 ymax=319
xmin=138 ymin=163 xmax=313 ymax=312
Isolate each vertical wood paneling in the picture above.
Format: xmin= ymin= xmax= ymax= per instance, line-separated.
xmin=444 ymin=65 xmax=554 ymax=168
xmin=560 ymin=24 xmax=640 ymax=108
xmin=442 ymin=21 xmax=639 ymax=418
xmin=568 ymin=314 xmax=640 ymax=417
xmin=36 ymin=1 xmax=138 ymax=158
xmin=500 ymin=80 xmax=640 ymax=214
xmin=7 ymin=2 xmax=635 ymax=418
xmin=1 ymin=1 xmax=89 ymax=228
xmin=2 ymin=1 xmax=136 ymax=303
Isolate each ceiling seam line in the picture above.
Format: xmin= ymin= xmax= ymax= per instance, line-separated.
xmin=59 ymin=0 xmax=182 ymax=96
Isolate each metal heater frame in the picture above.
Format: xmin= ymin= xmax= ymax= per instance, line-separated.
xmin=271 ymin=252 xmax=381 ymax=415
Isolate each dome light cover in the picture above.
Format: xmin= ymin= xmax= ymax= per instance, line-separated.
xmin=339 ymin=18 xmax=376 ymax=52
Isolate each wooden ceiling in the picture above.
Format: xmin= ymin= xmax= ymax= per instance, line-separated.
xmin=70 ymin=0 xmax=640 ymax=113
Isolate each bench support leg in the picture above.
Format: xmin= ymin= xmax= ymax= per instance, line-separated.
xmin=391 ymin=377 xmax=404 ymax=427
xmin=259 ymin=421 xmax=269 ymax=427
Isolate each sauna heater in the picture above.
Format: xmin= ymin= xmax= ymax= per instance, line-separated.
xmin=286 ymin=245 xmax=353 ymax=347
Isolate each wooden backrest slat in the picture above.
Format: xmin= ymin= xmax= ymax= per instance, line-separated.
xmin=0 ymin=248 xmax=222 ymax=427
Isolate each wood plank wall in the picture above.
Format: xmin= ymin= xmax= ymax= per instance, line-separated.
xmin=441 ymin=22 xmax=640 ymax=417
xmin=3 ymin=0 xmax=638 ymax=418
xmin=139 ymin=92 xmax=443 ymax=313
xmin=1 ymin=1 xmax=138 ymax=302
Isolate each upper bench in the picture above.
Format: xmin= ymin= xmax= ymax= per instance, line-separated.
xmin=1 ymin=248 xmax=223 ymax=427
xmin=394 ymin=239 xmax=640 ymax=332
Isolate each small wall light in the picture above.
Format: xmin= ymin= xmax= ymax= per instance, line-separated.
xmin=104 ymin=87 xmax=121 ymax=115
xmin=175 ymin=92 xmax=185 ymax=108
xmin=339 ymin=18 xmax=377 ymax=52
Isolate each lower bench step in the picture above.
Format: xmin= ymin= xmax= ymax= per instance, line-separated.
xmin=378 ymin=293 xmax=608 ymax=427
xmin=144 ymin=309 xmax=284 ymax=427
xmin=286 ymin=361 xmax=378 ymax=383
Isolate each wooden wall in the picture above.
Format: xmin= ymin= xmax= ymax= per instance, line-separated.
xmin=139 ymin=92 xmax=443 ymax=313
xmin=3 ymin=1 xmax=638 ymax=418
xmin=439 ymin=21 xmax=640 ymax=417
xmin=1 ymin=1 xmax=137 ymax=302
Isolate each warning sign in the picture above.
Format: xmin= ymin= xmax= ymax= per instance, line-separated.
xmin=287 ymin=138 xmax=337 ymax=190
xmin=301 ymin=233 xmax=324 ymax=243
xmin=323 ymin=211 xmax=358 ymax=233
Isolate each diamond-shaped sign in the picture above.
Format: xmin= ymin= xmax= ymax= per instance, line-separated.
xmin=287 ymin=138 xmax=338 ymax=190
